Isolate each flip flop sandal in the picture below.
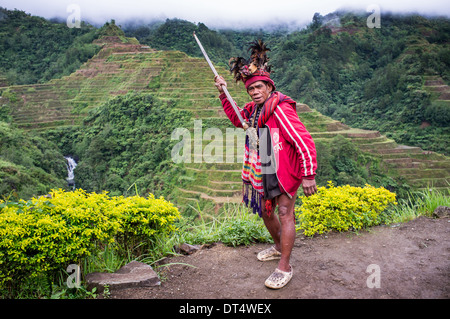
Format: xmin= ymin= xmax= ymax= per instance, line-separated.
xmin=264 ymin=266 xmax=293 ymax=289
xmin=257 ymin=246 xmax=282 ymax=261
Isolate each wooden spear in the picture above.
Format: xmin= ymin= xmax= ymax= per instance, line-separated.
xmin=193 ymin=32 xmax=249 ymax=130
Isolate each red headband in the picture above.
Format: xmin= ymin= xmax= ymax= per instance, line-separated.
xmin=244 ymin=73 xmax=276 ymax=91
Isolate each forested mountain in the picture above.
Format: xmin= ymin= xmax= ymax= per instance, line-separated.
xmin=0 ymin=7 xmax=99 ymax=85
xmin=1 ymin=8 xmax=448 ymax=154
xmin=124 ymin=12 xmax=450 ymax=155
xmin=0 ymin=122 xmax=67 ymax=198
xmin=271 ymin=13 xmax=450 ymax=155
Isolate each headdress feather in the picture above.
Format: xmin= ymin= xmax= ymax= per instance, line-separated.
xmin=248 ymin=40 xmax=271 ymax=74
xmin=228 ymin=40 xmax=272 ymax=83
xmin=229 ymin=56 xmax=249 ymax=82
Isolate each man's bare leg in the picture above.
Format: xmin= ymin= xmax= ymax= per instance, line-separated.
xmin=261 ymin=193 xmax=297 ymax=272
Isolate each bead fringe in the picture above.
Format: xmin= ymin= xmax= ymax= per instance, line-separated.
xmin=242 ymin=182 xmax=276 ymax=218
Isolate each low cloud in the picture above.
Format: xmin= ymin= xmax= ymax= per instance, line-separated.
xmin=2 ymin=0 xmax=449 ymax=29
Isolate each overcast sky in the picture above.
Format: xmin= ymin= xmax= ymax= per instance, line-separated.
xmin=1 ymin=0 xmax=449 ymax=29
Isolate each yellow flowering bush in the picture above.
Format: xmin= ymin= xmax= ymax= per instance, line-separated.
xmin=0 ymin=189 xmax=180 ymax=289
xmin=295 ymin=182 xmax=397 ymax=236
xmin=113 ymin=194 xmax=180 ymax=237
xmin=111 ymin=193 xmax=181 ymax=253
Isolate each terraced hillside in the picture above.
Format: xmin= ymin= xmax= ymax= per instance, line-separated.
xmin=1 ymin=35 xmax=448 ymax=212
xmin=0 ymin=36 xmax=164 ymax=130
xmin=424 ymin=76 xmax=450 ymax=101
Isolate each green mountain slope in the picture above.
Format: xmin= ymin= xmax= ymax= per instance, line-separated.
xmin=1 ymin=32 xmax=448 ymax=212
xmin=125 ymin=14 xmax=450 ymax=156
xmin=0 ymin=122 xmax=67 ymax=199
xmin=268 ymin=13 xmax=450 ymax=155
xmin=0 ymin=8 xmax=100 ymax=85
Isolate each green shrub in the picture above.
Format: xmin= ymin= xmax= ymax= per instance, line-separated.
xmin=295 ymin=181 xmax=397 ymax=236
xmin=0 ymin=189 xmax=180 ymax=293
xmin=112 ymin=193 xmax=181 ymax=255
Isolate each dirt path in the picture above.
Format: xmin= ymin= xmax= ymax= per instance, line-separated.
xmin=110 ymin=216 xmax=449 ymax=299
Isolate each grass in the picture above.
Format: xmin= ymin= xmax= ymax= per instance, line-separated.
xmin=174 ymin=202 xmax=272 ymax=247
xmin=385 ymin=186 xmax=449 ymax=223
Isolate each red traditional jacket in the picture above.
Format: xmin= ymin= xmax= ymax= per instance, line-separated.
xmin=219 ymin=92 xmax=317 ymax=199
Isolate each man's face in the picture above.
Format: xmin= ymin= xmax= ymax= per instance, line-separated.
xmin=247 ymin=81 xmax=272 ymax=105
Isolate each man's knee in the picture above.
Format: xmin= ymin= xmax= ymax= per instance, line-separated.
xmin=278 ymin=205 xmax=292 ymax=219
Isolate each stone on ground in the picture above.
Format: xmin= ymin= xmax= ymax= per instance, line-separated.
xmin=85 ymin=261 xmax=160 ymax=293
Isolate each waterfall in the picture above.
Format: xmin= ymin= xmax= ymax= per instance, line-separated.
xmin=65 ymin=156 xmax=77 ymax=190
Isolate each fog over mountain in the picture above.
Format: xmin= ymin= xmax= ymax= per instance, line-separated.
xmin=2 ymin=0 xmax=450 ymax=30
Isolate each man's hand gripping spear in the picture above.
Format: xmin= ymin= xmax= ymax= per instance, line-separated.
xmin=193 ymin=32 xmax=259 ymax=148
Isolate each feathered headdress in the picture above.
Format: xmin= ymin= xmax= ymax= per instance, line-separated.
xmin=229 ymin=40 xmax=275 ymax=90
